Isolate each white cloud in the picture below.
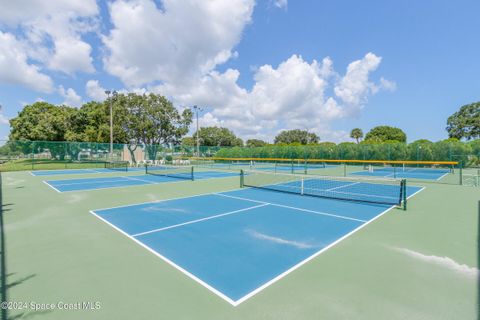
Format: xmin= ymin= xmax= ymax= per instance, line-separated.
xmin=85 ymin=80 xmax=107 ymax=101
xmin=0 ymin=114 xmax=9 ymax=125
xmin=0 ymin=1 xmax=394 ymax=143
xmin=334 ymin=52 xmax=382 ymax=108
xmin=0 ymin=0 xmax=98 ymax=75
xmin=103 ymin=0 xmax=255 ymax=87
xmin=48 ymin=38 xmax=94 ymax=75
xmin=0 ymin=1 xmax=98 ymax=26
xmin=58 ymin=86 xmax=82 ymax=108
xmin=272 ymin=0 xmax=288 ymax=10
xmin=156 ymin=53 xmax=388 ymax=142
xmin=0 ymin=31 xmax=54 ymax=92
xmin=157 ymin=53 xmax=392 ymax=142
xmin=379 ymin=77 xmax=397 ymax=92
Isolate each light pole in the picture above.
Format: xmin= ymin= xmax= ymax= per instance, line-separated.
xmin=105 ymin=90 xmax=117 ymax=159
xmin=192 ymin=105 xmax=203 ymax=157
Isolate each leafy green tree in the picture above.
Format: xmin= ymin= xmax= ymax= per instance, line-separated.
xmin=9 ymin=102 xmax=79 ymax=159
xmin=407 ymin=139 xmax=434 ymax=161
xmin=246 ymin=139 xmax=267 ymax=148
xmin=446 ymin=102 xmax=480 ymax=140
xmin=337 ymin=142 xmax=359 ymax=159
xmin=10 ymin=102 xmax=75 ymax=141
xmin=113 ymin=93 xmax=193 ymax=159
xmin=274 ymin=129 xmax=319 ymax=145
xmin=433 ymin=138 xmax=471 ymax=163
xmin=64 ymin=101 xmax=130 ymax=144
xmin=468 ymin=139 xmax=480 ymax=156
xmin=364 ymin=126 xmax=406 ymax=143
xmin=182 ymin=137 xmax=195 ymax=146
xmin=194 ymin=127 xmax=243 ymax=147
xmin=350 ymin=128 xmax=363 ymax=143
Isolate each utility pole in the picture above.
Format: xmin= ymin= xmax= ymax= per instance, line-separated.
xmin=105 ymin=90 xmax=117 ymax=159
xmin=193 ymin=105 xmax=203 ymax=157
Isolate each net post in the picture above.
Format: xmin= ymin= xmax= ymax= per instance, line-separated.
xmin=301 ymin=177 xmax=304 ymax=195
xmin=240 ymin=169 xmax=244 ymax=188
xmin=191 ymin=166 xmax=194 ymax=181
xmin=401 ymin=179 xmax=407 ymax=210
xmin=459 ymin=163 xmax=463 ymax=185
xmin=291 ymin=161 xmax=294 ymax=174
xmin=145 ymin=164 xmax=148 ymax=174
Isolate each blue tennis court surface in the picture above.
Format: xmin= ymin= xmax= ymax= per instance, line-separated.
xmin=32 ymin=167 xmax=145 ymax=176
xmin=350 ymin=167 xmax=450 ymax=180
xmin=45 ymin=171 xmax=239 ymax=192
xmin=91 ymin=184 xmax=423 ymax=305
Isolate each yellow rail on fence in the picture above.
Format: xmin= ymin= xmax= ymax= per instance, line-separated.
xmin=191 ymin=157 xmax=458 ymax=166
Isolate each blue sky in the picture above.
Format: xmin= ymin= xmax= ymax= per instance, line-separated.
xmin=0 ymin=0 xmax=479 ymax=143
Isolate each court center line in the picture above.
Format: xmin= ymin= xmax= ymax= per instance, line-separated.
xmin=214 ymin=193 xmax=367 ymax=223
xmin=324 ymin=182 xmax=360 ymax=192
xmin=131 ymin=203 xmax=269 ymax=237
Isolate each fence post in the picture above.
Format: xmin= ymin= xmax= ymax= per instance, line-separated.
xmin=31 ymin=141 xmax=35 ymax=170
xmin=459 ymin=164 xmax=463 ymax=185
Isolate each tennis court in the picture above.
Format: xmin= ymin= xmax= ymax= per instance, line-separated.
xmin=91 ymin=178 xmax=422 ymax=305
xmin=2 ymin=159 xmax=477 ymax=319
xmin=44 ymin=169 xmax=239 ymax=192
xmin=350 ymin=166 xmax=451 ymax=180
xmin=31 ymin=167 xmax=145 ymax=176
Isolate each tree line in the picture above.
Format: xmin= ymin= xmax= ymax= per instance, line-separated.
xmin=7 ymin=93 xmax=480 ymax=151
xmin=214 ymin=139 xmax=480 ymax=165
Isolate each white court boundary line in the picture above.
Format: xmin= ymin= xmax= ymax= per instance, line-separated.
xmin=89 ymin=210 xmax=238 ymax=306
xmin=435 ymin=171 xmax=450 ymax=181
xmin=132 ymin=203 xmax=269 ymax=237
xmin=89 ymin=198 xmax=386 ymax=307
xmin=90 ymin=186 xmax=425 ymax=306
xmin=42 ymin=180 xmax=62 ymax=193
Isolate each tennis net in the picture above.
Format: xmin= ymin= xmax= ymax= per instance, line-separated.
xmin=366 ymin=164 xmax=452 ymax=174
xmin=240 ymin=169 xmax=407 ymax=209
xmin=145 ymin=165 xmax=194 ymax=180
xmin=104 ymin=161 xmax=128 ymax=171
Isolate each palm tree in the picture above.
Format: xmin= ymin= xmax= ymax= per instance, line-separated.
xmin=350 ymin=128 xmax=363 ymax=144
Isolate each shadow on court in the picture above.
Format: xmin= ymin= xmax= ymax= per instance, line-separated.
xmin=0 ymin=174 xmax=44 ymax=320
